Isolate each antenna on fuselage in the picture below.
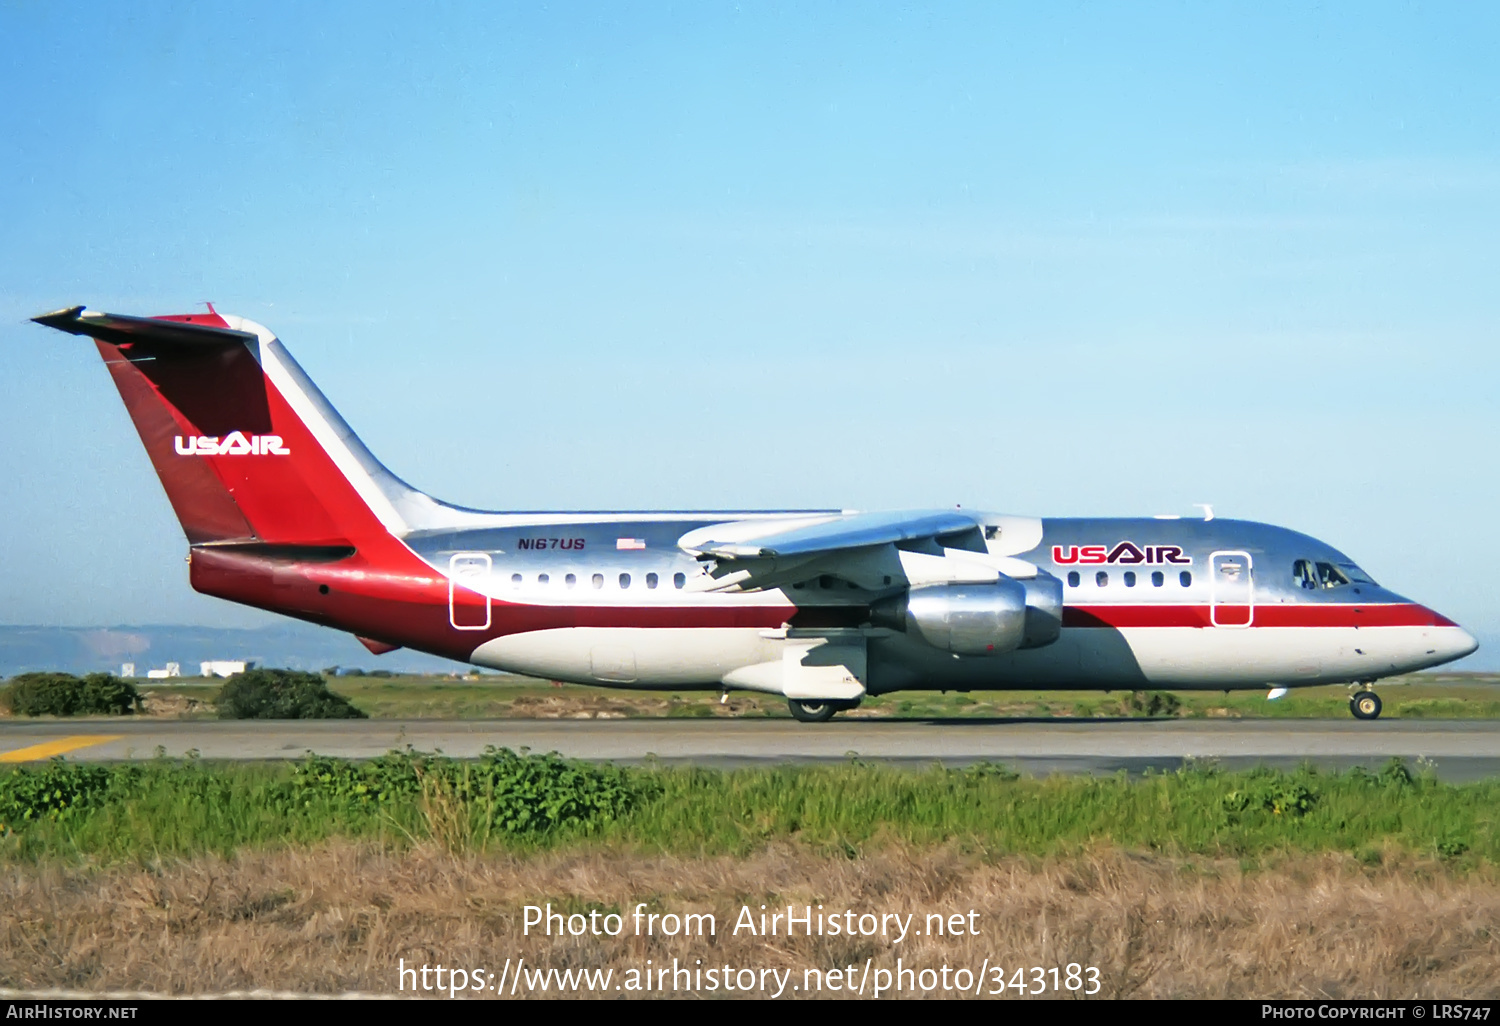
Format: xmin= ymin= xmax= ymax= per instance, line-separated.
xmin=1194 ymin=504 xmax=1214 ymax=522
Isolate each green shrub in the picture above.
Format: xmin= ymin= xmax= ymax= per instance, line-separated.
xmin=216 ymin=668 xmax=367 ymax=719
xmin=0 ymin=760 xmax=140 ymax=831
xmin=471 ymin=747 xmax=643 ymax=834
xmin=1123 ymin=690 xmax=1182 ymax=717
xmin=1346 ymin=757 xmax=1419 ymax=789
xmin=1436 ymin=836 xmax=1471 ymax=859
xmin=961 ymin=761 xmax=1021 ymax=783
xmin=285 ymin=750 xmax=422 ymax=808
xmin=2 ymin=672 xmax=141 ymax=716
xmin=283 ymin=747 xmax=647 ymax=836
xmin=1222 ymin=775 xmax=1320 ymax=819
xmin=78 ymin=673 xmax=142 ymax=715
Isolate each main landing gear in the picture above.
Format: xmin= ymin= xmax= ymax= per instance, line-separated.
xmin=1349 ymin=689 xmax=1382 ymax=720
xmin=787 ymin=698 xmax=860 ymax=723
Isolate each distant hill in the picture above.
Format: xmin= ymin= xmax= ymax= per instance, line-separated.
xmin=0 ymin=623 xmax=470 ymax=678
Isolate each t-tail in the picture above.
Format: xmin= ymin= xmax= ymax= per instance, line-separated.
xmin=32 ymin=306 xmax=480 ymax=659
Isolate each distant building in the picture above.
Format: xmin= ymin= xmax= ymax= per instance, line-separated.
xmin=146 ymin=662 xmax=181 ymax=679
xmin=200 ymin=660 xmax=254 ymax=678
xmin=120 ymin=662 xmax=136 ymax=678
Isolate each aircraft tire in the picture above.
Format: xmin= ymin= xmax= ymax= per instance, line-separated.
xmin=1350 ymin=691 xmax=1382 ymax=720
xmin=787 ymin=699 xmax=838 ymax=723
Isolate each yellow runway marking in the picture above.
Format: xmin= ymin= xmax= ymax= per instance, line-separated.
xmin=0 ymin=735 xmax=122 ymax=763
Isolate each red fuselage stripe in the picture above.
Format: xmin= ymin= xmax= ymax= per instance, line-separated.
xmin=1061 ymin=603 xmax=1455 ymax=629
xmin=460 ymin=601 xmax=1453 ymax=632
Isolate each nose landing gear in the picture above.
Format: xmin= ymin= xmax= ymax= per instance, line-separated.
xmin=1349 ymin=689 xmax=1382 ymax=720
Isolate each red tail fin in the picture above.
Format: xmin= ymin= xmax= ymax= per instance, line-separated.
xmin=34 ymin=306 xmax=496 ymax=661
xmin=32 ymin=306 xmax=429 ymax=550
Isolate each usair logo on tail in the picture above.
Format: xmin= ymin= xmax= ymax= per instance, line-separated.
xmin=173 ymin=432 xmax=291 ymax=456
xmin=1052 ymin=542 xmax=1192 ymax=565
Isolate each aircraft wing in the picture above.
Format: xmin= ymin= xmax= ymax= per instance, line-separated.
xmin=678 ymin=510 xmax=1038 ymax=593
xmin=680 ymin=509 xmax=982 ymax=560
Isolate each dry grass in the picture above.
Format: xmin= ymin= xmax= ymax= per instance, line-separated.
xmin=138 ymin=692 xmax=212 ymax=717
xmin=0 ymin=843 xmax=1496 ymax=998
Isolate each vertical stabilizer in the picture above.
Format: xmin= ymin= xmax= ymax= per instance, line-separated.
xmin=31 ymin=306 xmax=438 ymax=550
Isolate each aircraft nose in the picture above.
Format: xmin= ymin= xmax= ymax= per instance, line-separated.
xmin=1426 ymin=619 xmax=1479 ymax=666
xmin=1447 ymin=626 xmax=1480 ymax=662
xmin=1407 ymin=603 xmax=1479 ymax=668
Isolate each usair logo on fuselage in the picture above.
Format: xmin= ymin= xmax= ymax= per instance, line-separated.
xmin=1052 ymin=542 xmax=1192 ymax=565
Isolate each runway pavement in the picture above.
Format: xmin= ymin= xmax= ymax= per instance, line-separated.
xmin=1 ymin=718 xmax=1498 ymax=779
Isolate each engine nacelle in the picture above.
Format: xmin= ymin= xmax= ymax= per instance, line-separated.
xmin=870 ymin=579 xmax=1024 ymax=656
xmin=870 ymin=574 xmax=1063 ymax=656
xmin=1017 ymin=573 xmax=1064 ymax=649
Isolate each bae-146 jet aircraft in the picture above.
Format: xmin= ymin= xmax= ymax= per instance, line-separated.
xmin=33 ymin=306 xmax=1478 ymax=721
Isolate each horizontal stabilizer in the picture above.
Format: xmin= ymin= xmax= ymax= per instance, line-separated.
xmin=32 ymin=306 xmax=257 ymax=350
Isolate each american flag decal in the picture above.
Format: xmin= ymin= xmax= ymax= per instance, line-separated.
xmin=616 ymin=538 xmax=647 ymax=550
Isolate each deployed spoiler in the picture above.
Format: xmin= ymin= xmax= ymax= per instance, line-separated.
xmin=32 ymin=306 xmax=258 ymax=349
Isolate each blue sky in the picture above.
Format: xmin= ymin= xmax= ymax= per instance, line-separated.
xmin=1 ymin=3 xmax=1496 ymax=667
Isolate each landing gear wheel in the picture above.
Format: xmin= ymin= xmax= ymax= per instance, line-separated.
xmin=1350 ymin=691 xmax=1382 ymax=720
xmin=788 ymin=699 xmax=837 ymax=723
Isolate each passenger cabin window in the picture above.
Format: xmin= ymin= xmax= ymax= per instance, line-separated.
xmin=592 ymin=573 xmax=604 ymax=589
xmin=619 ymin=573 xmax=631 ymax=589
xmin=1151 ymin=571 xmax=1164 ymax=587
xmin=1067 ymin=571 xmax=1080 ymax=588
xmin=538 ymin=573 xmax=550 ymax=585
xmin=1095 ymin=571 xmax=1108 ymax=587
xmin=1179 ymin=571 xmax=1192 ymax=588
xmin=565 ymin=573 xmax=577 ymax=588
xmin=646 ymin=572 xmax=658 ymax=589
xmin=673 ymin=572 xmax=686 ymax=589
xmin=1123 ymin=571 xmax=1136 ymax=588
xmin=511 ymin=573 xmax=522 ymax=586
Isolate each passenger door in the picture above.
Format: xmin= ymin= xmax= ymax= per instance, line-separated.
xmin=448 ymin=552 xmax=493 ymax=630
xmin=1209 ymin=550 xmax=1253 ymax=627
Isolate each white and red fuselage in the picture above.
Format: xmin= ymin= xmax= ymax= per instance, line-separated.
xmin=34 ymin=307 xmax=1477 ymax=715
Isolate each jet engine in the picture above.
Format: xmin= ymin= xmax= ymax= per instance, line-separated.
xmin=1016 ymin=573 xmax=1064 ymax=649
xmin=870 ymin=574 xmax=1063 ymax=656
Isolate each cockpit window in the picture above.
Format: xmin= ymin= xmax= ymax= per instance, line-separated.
xmin=1295 ymin=558 xmax=1376 ymax=590
xmin=1317 ymin=562 xmax=1350 ymax=588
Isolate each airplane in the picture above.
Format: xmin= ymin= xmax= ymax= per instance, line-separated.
xmin=32 ymin=305 xmax=1478 ymax=721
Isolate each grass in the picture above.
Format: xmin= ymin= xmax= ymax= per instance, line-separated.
xmin=1 ymin=752 xmax=1495 ymax=868
xmin=2 ymin=843 xmax=1498 ymax=998
xmin=3 ymin=753 xmax=1498 ymax=998
xmin=3 ymin=843 xmax=1498 ymax=998
xmin=105 ymin=671 xmax=1500 ymax=722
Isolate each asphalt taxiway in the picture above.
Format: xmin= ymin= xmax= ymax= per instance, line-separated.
xmin=1 ymin=718 xmax=1497 ymax=780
